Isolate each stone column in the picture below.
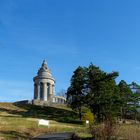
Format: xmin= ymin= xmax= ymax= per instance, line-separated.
xmin=47 ymin=83 xmax=49 ymax=99
xmin=40 ymin=83 xmax=44 ymax=100
xmin=49 ymin=84 xmax=53 ymax=101
xmin=48 ymin=84 xmax=52 ymax=101
xmin=44 ymin=83 xmax=47 ymax=101
xmin=49 ymin=84 xmax=52 ymax=95
xmin=37 ymin=84 xmax=40 ymax=100
xmin=52 ymin=85 xmax=55 ymax=95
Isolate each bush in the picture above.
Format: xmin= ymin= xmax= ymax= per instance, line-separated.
xmin=59 ymin=117 xmax=84 ymax=124
xmin=89 ymin=118 xmax=118 ymax=140
xmin=82 ymin=111 xmax=94 ymax=124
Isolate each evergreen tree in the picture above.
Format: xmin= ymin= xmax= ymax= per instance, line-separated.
xmin=118 ymin=80 xmax=133 ymax=121
xmin=67 ymin=64 xmax=120 ymax=122
xmin=86 ymin=64 xmax=119 ymax=122
xmin=128 ymin=82 xmax=140 ymax=121
xmin=67 ymin=66 xmax=87 ymax=120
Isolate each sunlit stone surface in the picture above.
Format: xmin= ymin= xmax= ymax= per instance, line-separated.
xmin=33 ymin=60 xmax=66 ymax=105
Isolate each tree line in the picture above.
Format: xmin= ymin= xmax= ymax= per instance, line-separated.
xmin=66 ymin=64 xmax=140 ymax=122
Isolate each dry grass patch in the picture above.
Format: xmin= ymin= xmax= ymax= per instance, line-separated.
xmin=118 ymin=124 xmax=140 ymax=140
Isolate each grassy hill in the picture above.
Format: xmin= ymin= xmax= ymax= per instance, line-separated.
xmin=0 ymin=102 xmax=90 ymax=140
xmin=1 ymin=103 xmax=140 ymax=140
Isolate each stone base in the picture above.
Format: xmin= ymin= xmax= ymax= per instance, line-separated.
xmin=32 ymin=99 xmax=67 ymax=107
xmin=14 ymin=99 xmax=66 ymax=107
xmin=32 ymin=99 xmax=51 ymax=106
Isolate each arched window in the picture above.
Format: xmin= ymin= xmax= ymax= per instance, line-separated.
xmin=34 ymin=83 xmax=37 ymax=99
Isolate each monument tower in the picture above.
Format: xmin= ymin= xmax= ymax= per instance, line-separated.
xmin=33 ymin=60 xmax=55 ymax=102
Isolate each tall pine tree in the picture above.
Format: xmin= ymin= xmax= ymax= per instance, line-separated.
xmin=67 ymin=66 xmax=87 ymax=120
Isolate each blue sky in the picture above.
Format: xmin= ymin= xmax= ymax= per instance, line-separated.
xmin=0 ymin=0 xmax=140 ymax=102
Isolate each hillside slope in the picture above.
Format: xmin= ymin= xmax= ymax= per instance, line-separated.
xmin=0 ymin=102 xmax=86 ymax=140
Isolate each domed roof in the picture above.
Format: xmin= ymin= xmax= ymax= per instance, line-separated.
xmin=34 ymin=60 xmax=55 ymax=81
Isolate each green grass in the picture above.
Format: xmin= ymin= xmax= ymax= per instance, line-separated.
xmin=0 ymin=102 xmax=90 ymax=139
xmin=1 ymin=102 xmax=140 ymax=140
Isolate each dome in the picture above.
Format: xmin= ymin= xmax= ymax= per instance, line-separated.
xmin=33 ymin=60 xmax=55 ymax=81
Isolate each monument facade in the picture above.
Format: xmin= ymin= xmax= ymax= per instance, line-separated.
xmin=33 ymin=60 xmax=66 ymax=105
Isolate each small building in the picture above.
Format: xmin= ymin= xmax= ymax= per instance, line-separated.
xmin=32 ymin=60 xmax=66 ymax=105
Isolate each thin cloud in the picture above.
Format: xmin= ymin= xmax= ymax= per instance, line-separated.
xmin=0 ymin=79 xmax=32 ymax=89
xmin=21 ymin=42 xmax=80 ymax=57
xmin=45 ymin=45 xmax=79 ymax=55
xmin=0 ymin=80 xmax=33 ymax=102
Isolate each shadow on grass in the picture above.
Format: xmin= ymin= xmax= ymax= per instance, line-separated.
xmin=81 ymin=138 xmax=93 ymax=140
xmin=0 ymin=130 xmax=31 ymax=139
xmin=0 ymin=103 xmax=83 ymax=125
xmin=0 ymin=107 xmax=25 ymax=116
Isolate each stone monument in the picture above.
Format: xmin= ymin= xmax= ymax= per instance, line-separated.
xmin=33 ymin=60 xmax=66 ymax=105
